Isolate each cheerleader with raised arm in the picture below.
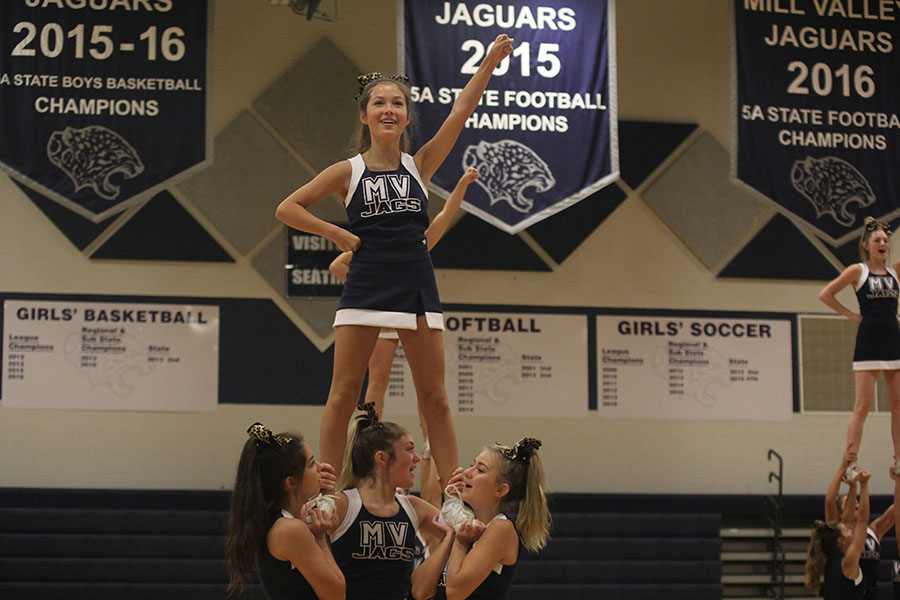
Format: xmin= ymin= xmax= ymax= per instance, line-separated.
xmin=824 ymin=445 xmax=894 ymax=600
xmin=328 ymin=166 xmax=478 ymax=505
xmin=276 ymin=35 xmax=514 ymax=490
xmin=806 ymin=467 xmax=872 ymax=599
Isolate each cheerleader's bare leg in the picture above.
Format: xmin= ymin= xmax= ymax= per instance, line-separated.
xmin=416 ymin=402 xmax=441 ymax=507
xmin=884 ymin=369 xmax=900 ymax=465
xmin=848 ymin=370 xmax=877 ymax=455
xmin=319 ymin=324 xmax=381 ymax=478
xmin=363 ymin=337 xmax=400 ymax=418
xmin=398 ymin=315 xmax=458 ymax=487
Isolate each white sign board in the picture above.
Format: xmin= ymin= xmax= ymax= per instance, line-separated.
xmin=384 ymin=311 xmax=588 ymax=418
xmin=3 ymin=299 xmax=219 ymax=412
xmin=595 ymin=314 xmax=793 ymax=420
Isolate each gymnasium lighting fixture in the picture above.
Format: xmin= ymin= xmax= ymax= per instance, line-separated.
xmin=268 ymin=0 xmax=337 ymax=22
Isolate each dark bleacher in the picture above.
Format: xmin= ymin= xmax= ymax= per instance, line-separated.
xmin=515 ymin=499 xmax=722 ymax=599
xmin=0 ymin=488 xmax=259 ymax=600
xmin=0 ymin=488 xmax=785 ymax=599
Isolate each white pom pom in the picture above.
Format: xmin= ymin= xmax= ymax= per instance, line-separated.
xmin=305 ymin=492 xmax=337 ymax=523
xmin=439 ymin=496 xmax=474 ymax=532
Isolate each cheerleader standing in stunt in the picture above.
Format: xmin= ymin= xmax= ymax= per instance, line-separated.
xmin=329 ymin=166 xmax=478 ymax=503
xmin=328 ymin=166 xmax=478 ymax=420
xmin=276 ymin=35 xmax=514 ymax=489
xmin=820 ymin=217 xmax=900 ymax=475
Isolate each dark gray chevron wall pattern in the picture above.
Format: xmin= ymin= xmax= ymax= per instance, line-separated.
xmin=14 ymin=37 xmax=860 ymax=301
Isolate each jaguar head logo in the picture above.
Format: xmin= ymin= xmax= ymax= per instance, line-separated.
xmin=790 ymin=155 xmax=875 ymax=227
xmin=47 ymin=125 xmax=144 ymax=201
xmin=462 ymin=140 xmax=555 ymax=214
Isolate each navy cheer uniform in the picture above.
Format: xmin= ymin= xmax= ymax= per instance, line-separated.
xmin=335 ymin=153 xmax=443 ymax=331
xmin=853 ymin=263 xmax=900 ymax=370
xmin=257 ymin=510 xmax=318 ymax=600
xmin=823 ymin=555 xmax=866 ymax=600
xmin=891 ymin=558 xmax=900 ymax=599
xmin=860 ymin=527 xmax=880 ymax=600
xmin=330 ymin=488 xmax=419 ymax=599
xmin=432 ymin=514 xmax=518 ymax=600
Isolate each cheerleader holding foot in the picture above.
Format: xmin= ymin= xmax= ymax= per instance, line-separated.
xmin=889 ymin=466 xmax=900 ymax=597
xmin=329 ymin=403 xmax=455 ymax=600
xmin=819 ymin=217 xmax=900 ymax=476
xmin=806 ymin=468 xmax=872 ymax=599
xmin=824 ymin=444 xmax=858 ymax=525
xmin=276 ymin=35 xmax=514 ymax=491
xmin=426 ymin=438 xmax=551 ymax=600
xmin=824 ymin=446 xmax=894 ymax=600
xmin=225 ymin=423 xmax=344 ymax=600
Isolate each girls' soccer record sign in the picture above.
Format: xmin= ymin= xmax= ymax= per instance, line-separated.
xmin=401 ymin=0 xmax=618 ymax=234
xmin=596 ymin=313 xmax=794 ymax=421
xmin=0 ymin=0 xmax=211 ymax=222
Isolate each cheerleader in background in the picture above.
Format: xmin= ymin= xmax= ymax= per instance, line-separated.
xmin=824 ymin=444 xmax=894 ymax=600
xmin=819 ymin=217 xmax=900 ymax=476
xmin=806 ymin=467 xmax=872 ymax=599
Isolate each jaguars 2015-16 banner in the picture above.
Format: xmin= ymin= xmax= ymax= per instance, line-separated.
xmin=0 ymin=0 xmax=211 ymax=223
xmin=733 ymin=0 xmax=900 ymax=246
xmin=400 ymin=0 xmax=618 ymax=235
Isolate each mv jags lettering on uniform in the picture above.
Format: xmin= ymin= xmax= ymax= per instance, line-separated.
xmin=360 ymin=174 xmax=421 ymax=217
xmin=351 ymin=520 xmax=415 ymax=561
xmin=866 ymin=275 xmax=898 ymax=299
xmin=862 ymin=534 xmax=878 ymax=559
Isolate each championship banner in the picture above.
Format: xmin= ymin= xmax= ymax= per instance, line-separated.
xmin=0 ymin=0 xmax=211 ymax=223
xmin=285 ymin=228 xmax=343 ymax=298
xmin=2 ymin=299 xmax=219 ymax=412
xmin=401 ymin=0 xmax=618 ymax=234
xmin=733 ymin=0 xmax=900 ymax=245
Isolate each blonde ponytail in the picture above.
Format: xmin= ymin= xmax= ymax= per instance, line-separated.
xmin=490 ymin=438 xmax=551 ymax=552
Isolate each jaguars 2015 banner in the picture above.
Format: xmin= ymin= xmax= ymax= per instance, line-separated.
xmin=733 ymin=0 xmax=900 ymax=246
xmin=400 ymin=0 xmax=618 ymax=235
xmin=0 ymin=0 xmax=210 ymax=223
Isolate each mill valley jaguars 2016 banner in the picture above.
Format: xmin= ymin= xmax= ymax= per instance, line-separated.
xmin=734 ymin=0 xmax=900 ymax=246
xmin=0 ymin=0 xmax=210 ymax=223
xmin=401 ymin=1 xmax=618 ymax=235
